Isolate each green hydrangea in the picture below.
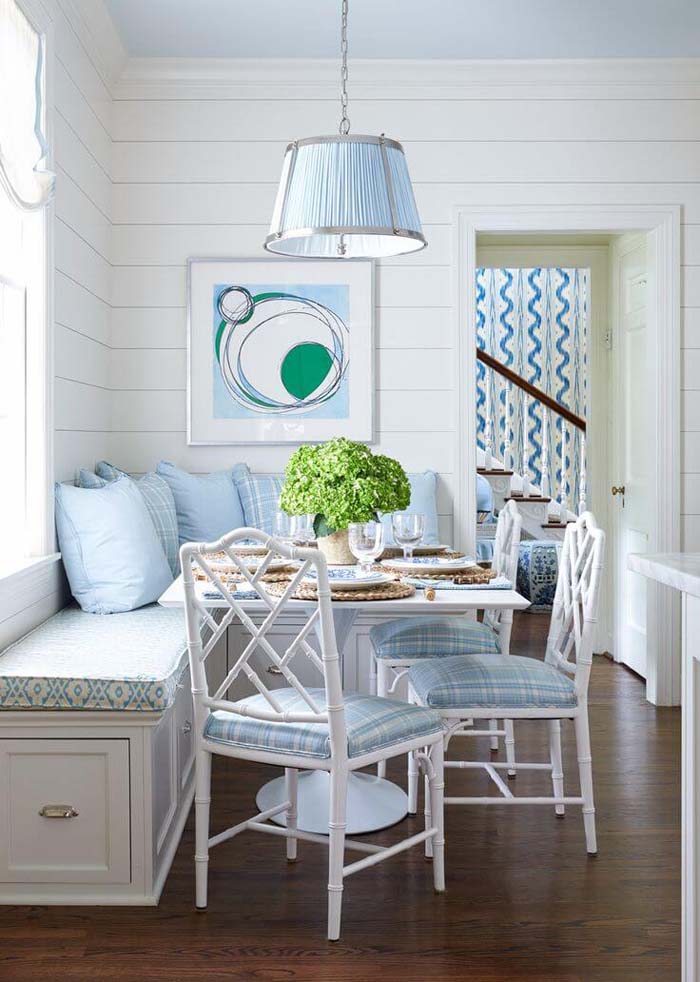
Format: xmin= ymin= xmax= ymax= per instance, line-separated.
xmin=279 ymin=438 xmax=410 ymax=533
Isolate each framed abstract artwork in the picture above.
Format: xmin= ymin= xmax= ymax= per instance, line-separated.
xmin=187 ymin=259 xmax=374 ymax=444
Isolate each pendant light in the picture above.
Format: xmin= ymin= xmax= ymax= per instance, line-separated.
xmin=264 ymin=0 xmax=426 ymax=259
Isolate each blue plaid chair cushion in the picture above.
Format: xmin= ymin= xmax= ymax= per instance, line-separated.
xmin=232 ymin=464 xmax=284 ymax=535
xmin=79 ymin=464 xmax=180 ymax=576
xmin=204 ymin=688 xmax=443 ymax=759
xmin=409 ymin=654 xmax=577 ymax=710
xmin=370 ymin=616 xmax=500 ymax=660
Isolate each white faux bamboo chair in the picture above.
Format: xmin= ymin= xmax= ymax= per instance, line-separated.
xmin=371 ymin=499 xmax=522 ymax=788
xmin=407 ymin=512 xmax=605 ymax=854
xmin=181 ymin=527 xmax=446 ymax=941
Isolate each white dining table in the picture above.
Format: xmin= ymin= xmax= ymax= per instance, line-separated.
xmin=159 ymin=576 xmax=531 ymax=834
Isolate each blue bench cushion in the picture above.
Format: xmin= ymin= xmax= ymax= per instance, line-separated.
xmin=0 ymin=605 xmax=188 ymax=711
xmin=204 ymin=688 xmax=443 ymax=759
xmin=410 ymin=654 xmax=577 ymax=710
xmin=370 ymin=616 xmax=500 ymax=660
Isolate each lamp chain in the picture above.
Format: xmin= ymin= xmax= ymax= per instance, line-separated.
xmin=339 ymin=0 xmax=350 ymax=135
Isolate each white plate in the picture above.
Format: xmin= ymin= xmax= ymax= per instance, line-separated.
xmin=211 ymin=555 xmax=293 ymax=572
xmin=304 ymin=569 xmax=394 ymax=591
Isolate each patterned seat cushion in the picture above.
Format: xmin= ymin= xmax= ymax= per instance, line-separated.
xmin=204 ymin=688 xmax=443 ymax=759
xmin=370 ymin=616 xmax=500 ymax=660
xmin=0 ymin=605 xmax=188 ymax=711
xmin=409 ymin=654 xmax=577 ymax=710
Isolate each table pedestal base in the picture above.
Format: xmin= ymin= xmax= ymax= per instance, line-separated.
xmin=255 ymin=770 xmax=409 ymax=835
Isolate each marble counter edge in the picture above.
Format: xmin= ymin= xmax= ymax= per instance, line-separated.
xmin=628 ymin=552 xmax=700 ymax=599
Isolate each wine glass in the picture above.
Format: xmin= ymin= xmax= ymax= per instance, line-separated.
xmin=289 ymin=513 xmax=315 ymax=544
xmin=391 ymin=511 xmax=425 ymax=561
xmin=274 ymin=509 xmax=292 ymax=540
xmin=348 ymin=521 xmax=385 ymax=576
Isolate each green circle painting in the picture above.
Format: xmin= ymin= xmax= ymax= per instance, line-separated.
xmin=215 ymin=287 xmax=349 ymax=416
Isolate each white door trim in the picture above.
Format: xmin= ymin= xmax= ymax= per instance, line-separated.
xmin=454 ymin=202 xmax=681 ymax=706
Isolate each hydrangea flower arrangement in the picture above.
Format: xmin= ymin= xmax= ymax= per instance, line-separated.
xmin=279 ymin=438 xmax=410 ymax=536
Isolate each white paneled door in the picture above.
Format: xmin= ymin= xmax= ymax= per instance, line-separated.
xmin=612 ymin=234 xmax=651 ymax=678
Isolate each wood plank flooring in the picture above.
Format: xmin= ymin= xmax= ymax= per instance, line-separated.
xmin=1 ymin=614 xmax=680 ymax=981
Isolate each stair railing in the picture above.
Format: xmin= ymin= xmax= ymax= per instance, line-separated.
xmin=477 ymin=348 xmax=587 ymax=519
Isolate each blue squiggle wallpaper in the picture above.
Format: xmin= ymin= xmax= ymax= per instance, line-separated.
xmin=476 ymin=267 xmax=588 ymax=507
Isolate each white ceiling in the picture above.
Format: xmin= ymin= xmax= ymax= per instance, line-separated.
xmin=103 ymin=0 xmax=700 ymax=60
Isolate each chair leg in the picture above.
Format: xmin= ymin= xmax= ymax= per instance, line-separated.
xmin=408 ymin=748 xmax=419 ymax=814
xmin=505 ymin=719 xmax=517 ymax=777
xmin=489 ymin=718 xmax=499 ymax=752
xmin=376 ymin=660 xmax=390 ymax=779
xmin=285 ymin=768 xmax=298 ymax=861
xmin=194 ymin=749 xmax=212 ymax=909
xmin=548 ymin=720 xmax=565 ymax=817
xmin=428 ymin=739 xmax=446 ymax=891
xmin=574 ymin=711 xmax=597 ymax=855
xmin=327 ymin=767 xmax=348 ymax=941
xmin=424 ymin=754 xmax=432 ymax=859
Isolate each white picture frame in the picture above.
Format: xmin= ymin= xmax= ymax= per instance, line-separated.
xmin=187 ymin=258 xmax=374 ymax=445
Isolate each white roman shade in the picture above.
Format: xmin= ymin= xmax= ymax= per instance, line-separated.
xmin=0 ymin=0 xmax=55 ymax=211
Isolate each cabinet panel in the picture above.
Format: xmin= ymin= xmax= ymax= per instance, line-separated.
xmin=0 ymin=738 xmax=130 ymax=884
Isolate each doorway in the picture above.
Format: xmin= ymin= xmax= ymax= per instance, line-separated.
xmin=456 ymin=205 xmax=681 ymax=706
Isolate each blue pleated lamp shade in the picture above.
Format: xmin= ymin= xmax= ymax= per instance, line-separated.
xmin=265 ymin=135 xmax=426 ymax=259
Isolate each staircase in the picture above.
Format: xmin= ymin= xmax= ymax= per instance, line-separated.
xmin=476 ymin=348 xmax=586 ymax=543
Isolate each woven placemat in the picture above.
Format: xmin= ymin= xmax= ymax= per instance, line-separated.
xmin=193 ymin=568 xmax=294 ymax=584
xmin=265 ymin=579 xmax=416 ymax=602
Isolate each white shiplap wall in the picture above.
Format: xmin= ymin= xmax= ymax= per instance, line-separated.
xmin=107 ymin=59 xmax=700 ymax=549
xmin=0 ymin=0 xmax=121 ymax=647
xmin=52 ymin=0 xmax=118 ymax=481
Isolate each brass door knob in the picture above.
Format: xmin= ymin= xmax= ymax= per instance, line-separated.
xmin=611 ymin=485 xmax=625 ymax=496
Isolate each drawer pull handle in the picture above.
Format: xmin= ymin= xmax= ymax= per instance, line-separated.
xmin=39 ymin=804 xmax=79 ymax=819
xmin=182 ymin=720 xmax=192 ymax=734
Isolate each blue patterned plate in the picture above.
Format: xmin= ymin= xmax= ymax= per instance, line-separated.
xmin=304 ymin=568 xmax=392 ymax=590
xmin=381 ymin=555 xmax=476 ymax=574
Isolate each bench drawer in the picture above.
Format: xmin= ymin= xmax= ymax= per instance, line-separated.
xmin=0 ymin=739 xmax=131 ymax=884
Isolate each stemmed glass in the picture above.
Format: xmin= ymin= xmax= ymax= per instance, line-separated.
xmin=348 ymin=521 xmax=385 ymax=576
xmin=391 ymin=512 xmax=425 ymax=561
xmin=275 ymin=511 xmax=315 ymax=544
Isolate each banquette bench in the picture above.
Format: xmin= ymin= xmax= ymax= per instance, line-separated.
xmin=0 ymin=603 xmax=226 ymax=905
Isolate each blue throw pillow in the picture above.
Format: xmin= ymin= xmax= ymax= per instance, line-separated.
xmin=381 ymin=471 xmax=440 ymax=546
xmin=79 ymin=464 xmax=180 ymax=576
xmin=156 ymin=461 xmax=245 ymax=544
xmin=476 ymin=473 xmax=495 ymax=524
xmin=232 ymin=463 xmax=284 ymax=535
xmin=56 ymin=476 xmax=173 ymax=614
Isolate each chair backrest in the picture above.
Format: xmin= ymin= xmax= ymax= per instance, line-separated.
xmin=483 ymin=499 xmax=523 ymax=644
xmin=180 ymin=527 xmax=348 ymax=763
xmin=545 ymin=511 xmax=606 ymax=700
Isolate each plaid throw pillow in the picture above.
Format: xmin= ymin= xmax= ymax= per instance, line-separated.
xmin=232 ymin=463 xmax=284 ymax=535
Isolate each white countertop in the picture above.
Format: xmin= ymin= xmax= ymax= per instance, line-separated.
xmin=628 ymin=552 xmax=700 ymax=598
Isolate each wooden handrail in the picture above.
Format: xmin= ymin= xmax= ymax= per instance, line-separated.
xmin=476 ymin=348 xmax=586 ymax=433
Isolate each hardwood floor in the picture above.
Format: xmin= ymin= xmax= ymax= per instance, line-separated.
xmin=1 ymin=614 xmax=680 ymax=981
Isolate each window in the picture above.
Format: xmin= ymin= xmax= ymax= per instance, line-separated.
xmin=0 ymin=0 xmax=54 ymax=574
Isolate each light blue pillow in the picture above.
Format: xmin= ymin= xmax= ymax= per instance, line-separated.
xmin=156 ymin=461 xmax=245 ymax=544
xmin=78 ymin=464 xmax=180 ymax=576
xmin=381 ymin=471 xmax=440 ymax=546
xmin=476 ymin=473 xmax=495 ymax=524
xmin=55 ymin=476 xmax=173 ymax=614
xmin=232 ymin=463 xmax=284 ymax=535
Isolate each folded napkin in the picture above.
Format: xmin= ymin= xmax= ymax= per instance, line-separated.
xmin=404 ymin=575 xmax=513 ymax=591
xmin=202 ymin=588 xmax=260 ymax=600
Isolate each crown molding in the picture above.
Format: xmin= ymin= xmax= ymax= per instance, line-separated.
xmin=57 ymin=0 xmax=127 ymax=90
xmin=112 ymin=56 xmax=700 ymax=101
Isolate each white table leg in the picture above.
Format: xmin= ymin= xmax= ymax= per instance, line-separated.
xmin=256 ymin=770 xmax=408 ymax=835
